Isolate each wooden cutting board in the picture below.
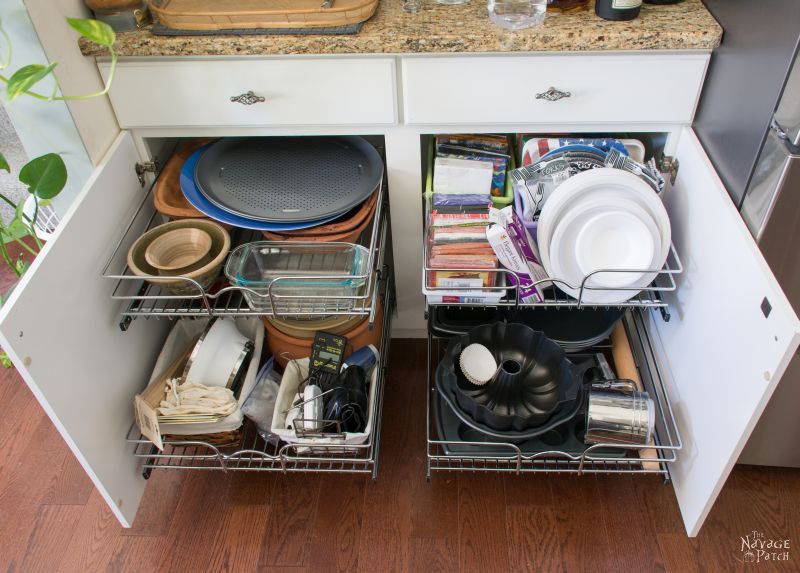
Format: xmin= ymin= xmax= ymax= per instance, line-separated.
xmin=149 ymin=0 xmax=380 ymax=30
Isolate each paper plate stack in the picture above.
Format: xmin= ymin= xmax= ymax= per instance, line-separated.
xmin=537 ymin=168 xmax=671 ymax=304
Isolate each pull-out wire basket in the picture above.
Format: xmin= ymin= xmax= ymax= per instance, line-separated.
xmin=422 ymin=198 xmax=682 ymax=318
xmin=126 ymin=273 xmax=394 ymax=480
xmin=426 ymin=309 xmax=682 ymax=477
xmin=103 ymin=150 xmax=389 ymax=331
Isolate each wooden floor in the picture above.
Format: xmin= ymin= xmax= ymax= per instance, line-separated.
xmin=1 ymin=337 xmax=799 ymax=573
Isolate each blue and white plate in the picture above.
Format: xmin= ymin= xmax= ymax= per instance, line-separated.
xmin=541 ymin=144 xmax=612 ymax=161
xmin=180 ymin=148 xmax=342 ymax=231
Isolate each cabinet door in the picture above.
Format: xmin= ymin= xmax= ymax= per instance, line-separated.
xmin=0 ymin=132 xmax=169 ymax=527
xmin=651 ymin=128 xmax=800 ymax=536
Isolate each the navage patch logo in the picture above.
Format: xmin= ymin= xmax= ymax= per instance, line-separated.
xmin=739 ymin=530 xmax=791 ymax=564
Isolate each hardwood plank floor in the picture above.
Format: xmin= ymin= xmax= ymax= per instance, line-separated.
xmin=1 ymin=338 xmax=799 ymax=572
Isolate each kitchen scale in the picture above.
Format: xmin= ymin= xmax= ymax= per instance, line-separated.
xmin=308 ymin=331 xmax=348 ymax=391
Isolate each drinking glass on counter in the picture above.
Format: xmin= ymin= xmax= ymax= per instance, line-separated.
xmin=487 ymin=0 xmax=547 ymax=30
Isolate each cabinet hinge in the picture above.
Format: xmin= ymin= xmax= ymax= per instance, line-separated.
xmin=770 ymin=118 xmax=790 ymax=141
xmin=135 ymin=158 xmax=159 ymax=187
xmin=659 ymin=155 xmax=679 ymax=187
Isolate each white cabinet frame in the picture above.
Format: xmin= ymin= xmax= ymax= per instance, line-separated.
xmin=2 ymin=52 xmax=797 ymax=538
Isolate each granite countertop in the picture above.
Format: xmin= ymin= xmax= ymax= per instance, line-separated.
xmin=80 ymin=0 xmax=722 ymax=57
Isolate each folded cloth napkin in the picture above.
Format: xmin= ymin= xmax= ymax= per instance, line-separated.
xmin=158 ymin=379 xmax=238 ymax=418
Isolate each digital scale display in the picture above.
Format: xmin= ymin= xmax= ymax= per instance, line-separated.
xmin=310 ymin=331 xmax=348 ymax=375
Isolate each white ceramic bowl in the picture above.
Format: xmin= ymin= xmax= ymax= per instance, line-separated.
xmin=574 ymin=210 xmax=655 ymax=286
xmin=552 ymin=197 xmax=659 ymax=287
xmin=549 ymin=202 xmax=656 ymax=296
xmin=183 ymin=318 xmax=254 ymax=388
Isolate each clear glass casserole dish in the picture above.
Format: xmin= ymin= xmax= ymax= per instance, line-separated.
xmin=224 ymin=241 xmax=371 ymax=314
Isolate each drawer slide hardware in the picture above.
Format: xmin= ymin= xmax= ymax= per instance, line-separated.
xmin=135 ymin=159 xmax=159 ymax=187
xmin=771 ymin=118 xmax=800 ymax=152
xmin=535 ymin=87 xmax=571 ymax=102
xmin=660 ymin=155 xmax=679 ymax=186
xmin=771 ymin=118 xmax=790 ymax=141
xmin=230 ymin=91 xmax=266 ymax=105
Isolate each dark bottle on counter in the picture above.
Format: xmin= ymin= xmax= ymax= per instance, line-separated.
xmin=547 ymin=0 xmax=589 ymax=12
xmin=595 ymin=0 xmax=642 ymax=21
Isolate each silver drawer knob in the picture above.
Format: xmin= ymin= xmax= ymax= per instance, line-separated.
xmin=535 ymin=87 xmax=571 ymax=102
xmin=230 ymin=91 xmax=266 ymax=105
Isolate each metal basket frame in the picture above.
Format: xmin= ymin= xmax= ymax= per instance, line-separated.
xmin=425 ymin=309 xmax=683 ymax=477
xmin=126 ymin=272 xmax=394 ymax=480
xmin=102 ymin=148 xmax=389 ymax=331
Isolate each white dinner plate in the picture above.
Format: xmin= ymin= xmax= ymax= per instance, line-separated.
xmin=574 ymin=208 xmax=656 ymax=289
xmin=550 ymin=197 xmax=659 ymax=286
xmin=537 ymin=169 xmax=671 ymax=303
xmin=549 ymin=203 xmax=659 ymax=303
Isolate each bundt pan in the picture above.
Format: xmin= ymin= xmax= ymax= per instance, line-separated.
xmin=436 ymin=322 xmax=585 ymax=434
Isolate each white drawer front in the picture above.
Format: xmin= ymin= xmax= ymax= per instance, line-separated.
xmin=402 ymin=54 xmax=708 ymax=125
xmin=101 ymin=58 xmax=397 ymax=128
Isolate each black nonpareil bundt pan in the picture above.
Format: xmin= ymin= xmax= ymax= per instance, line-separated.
xmin=435 ymin=322 xmax=586 ymax=435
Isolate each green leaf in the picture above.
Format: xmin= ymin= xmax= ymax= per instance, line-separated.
xmin=14 ymin=255 xmax=29 ymax=276
xmin=0 ymin=152 xmax=9 ymax=172
xmin=14 ymin=199 xmax=26 ymax=224
xmin=0 ymin=230 xmax=29 ymax=245
xmin=18 ymin=153 xmax=67 ymax=200
xmin=67 ymin=18 xmax=115 ymax=47
xmin=13 ymin=199 xmax=33 ymax=229
xmin=0 ymin=351 xmax=12 ymax=368
xmin=7 ymin=217 xmax=30 ymax=241
xmin=6 ymin=62 xmax=57 ymax=101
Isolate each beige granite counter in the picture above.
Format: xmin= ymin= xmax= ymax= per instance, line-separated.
xmin=80 ymin=0 xmax=722 ymax=57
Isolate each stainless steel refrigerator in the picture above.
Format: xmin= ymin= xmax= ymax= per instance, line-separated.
xmin=695 ymin=0 xmax=800 ymax=466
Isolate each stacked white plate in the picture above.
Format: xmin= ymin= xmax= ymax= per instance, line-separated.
xmin=537 ymin=168 xmax=671 ymax=305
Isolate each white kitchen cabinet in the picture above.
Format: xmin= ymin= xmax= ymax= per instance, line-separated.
xmin=402 ymin=53 xmax=709 ymax=126
xmin=421 ymin=124 xmax=800 ymax=536
xmin=0 ymin=133 xmax=168 ymax=526
xmin=98 ymin=57 xmax=398 ymax=128
xmin=0 ymin=129 xmax=391 ymax=526
xmin=0 ymin=52 xmax=796 ymax=539
xmin=627 ymin=128 xmax=799 ymax=536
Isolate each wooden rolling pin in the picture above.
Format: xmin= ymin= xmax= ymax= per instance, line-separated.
xmin=610 ymin=322 xmax=660 ymax=471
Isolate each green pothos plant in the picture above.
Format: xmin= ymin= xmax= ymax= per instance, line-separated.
xmin=0 ymin=16 xmax=117 ymax=366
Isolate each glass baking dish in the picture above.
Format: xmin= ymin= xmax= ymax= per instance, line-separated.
xmin=225 ymin=241 xmax=371 ymax=313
